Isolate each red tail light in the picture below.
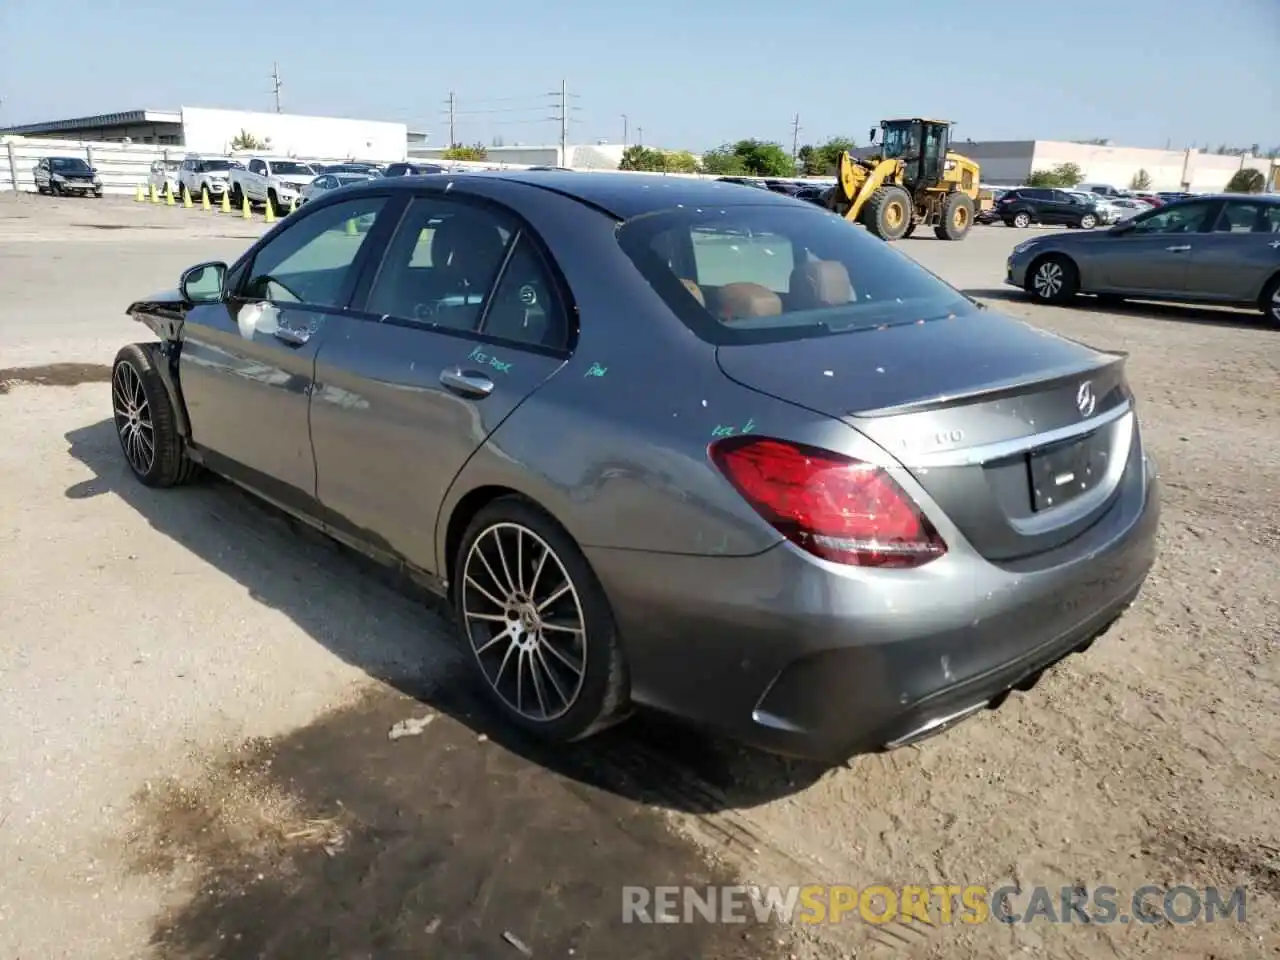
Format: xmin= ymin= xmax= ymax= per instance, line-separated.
xmin=710 ymin=436 xmax=947 ymax=568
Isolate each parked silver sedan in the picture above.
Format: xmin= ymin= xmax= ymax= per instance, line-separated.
xmin=298 ymin=171 xmax=376 ymax=204
xmin=1007 ymin=193 xmax=1280 ymax=325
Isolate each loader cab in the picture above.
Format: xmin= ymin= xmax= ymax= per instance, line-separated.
xmin=872 ymin=118 xmax=951 ymax=188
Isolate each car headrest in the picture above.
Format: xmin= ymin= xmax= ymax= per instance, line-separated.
xmin=429 ymin=216 xmax=506 ymax=270
xmin=680 ymin=278 xmax=706 ymax=306
xmin=717 ymin=282 xmax=782 ymax=322
xmin=789 ymin=259 xmax=854 ymax=309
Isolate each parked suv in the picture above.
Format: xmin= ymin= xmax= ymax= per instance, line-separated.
xmin=998 ymin=188 xmax=1101 ymax=229
xmin=179 ymin=156 xmax=242 ymax=201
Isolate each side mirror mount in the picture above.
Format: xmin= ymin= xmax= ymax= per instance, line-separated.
xmin=180 ymin=261 xmax=228 ymax=304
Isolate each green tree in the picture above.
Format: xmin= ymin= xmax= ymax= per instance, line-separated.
xmin=732 ymin=139 xmax=796 ymax=177
xmin=1025 ymin=162 xmax=1085 ymax=188
xmin=698 ymin=145 xmax=748 ymax=176
xmin=1129 ymin=168 xmax=1152 ymax=190
xmin=798 ymin=137 xmax=857 ymax=176
xmin=230 ymin=129 xmax=267 ymax=151
xmin=1225 ymin=168 xmax=1266 ymax=193
xmin=664 ymin=150 xmax=700 ymax=174
xmin=618 ymin=145 xmax=666 ymax=171
xmin=443 ymin=143 xmax=487 ymax=161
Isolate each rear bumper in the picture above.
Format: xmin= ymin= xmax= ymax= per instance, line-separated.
xmin=586 ymin=456 xmax=1159 ymax=763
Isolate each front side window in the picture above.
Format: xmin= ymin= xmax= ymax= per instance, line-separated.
xmin=617 ymin=203 xmax=975 ymax=346
xmin=1131 ymin=200 xmax=1216 ymax=234
xmin=242 ymin=196 xmax=386 ymax=308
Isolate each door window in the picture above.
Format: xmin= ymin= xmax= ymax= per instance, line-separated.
xmin=1212 ymin=201 xmax=1268 ymax=233
xmin=364 ymin=197 xmax=514 ymax=331
xmin=241 ymin=196 xmax=387 ymax=308
xmin=1130 ymin=201 xmax=1216 ymax=234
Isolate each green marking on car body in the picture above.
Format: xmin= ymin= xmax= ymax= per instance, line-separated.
xmin=585 ymin=363 xmax=608 ymax=378
xmin=711 ymin=418 xmax=755 ymax=438
xmin=468 ymin=346 xmax=512 ymax=373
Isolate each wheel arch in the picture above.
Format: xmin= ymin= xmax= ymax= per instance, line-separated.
xmin=1254 ymin=267 xmax=1280 ymax=307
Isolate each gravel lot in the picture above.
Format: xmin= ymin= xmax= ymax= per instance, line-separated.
xmin=1 ymin=191 xmax=1277 ymax=960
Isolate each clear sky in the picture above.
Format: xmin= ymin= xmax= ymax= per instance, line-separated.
xmin=1 ymin=0 xmax=1276 ymax=152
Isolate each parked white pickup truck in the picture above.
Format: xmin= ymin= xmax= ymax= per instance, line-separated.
xmin=227 ymin=156 xmax=319 ymax=210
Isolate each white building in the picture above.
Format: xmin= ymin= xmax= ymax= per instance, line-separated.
xmin=951 ymin=139 xmax=1278 ymax=192
xmin=0 ymin=106 xmax=416 ymax=163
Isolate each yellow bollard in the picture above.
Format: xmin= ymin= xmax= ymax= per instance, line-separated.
xmin=220 ymin=190 xmax=231 ymax=214
xmin=182 ymin=185 xmax=193 ymax=208
xmin=264 ymin=196 xmax=276 ymax=223
xmin=288 ymin=195 xmax=298 ymax=215
xmin=241 ymin=194 xmax=252 ymax=219
xmin=201 ymin=187 xmax=211 ymax=211
xmin=135 ymin=184 xmax=145 ymax=202
xmin=149 ymin=183 xmax=159 ymax=204
xmin=345 ymin=217 xmax=357 ymax=236
xmin=165 ymin=182 xmax=175 ymax=206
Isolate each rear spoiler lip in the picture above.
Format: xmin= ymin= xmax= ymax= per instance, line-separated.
xmin=846 ymin=351 xmax=1127 ymax=419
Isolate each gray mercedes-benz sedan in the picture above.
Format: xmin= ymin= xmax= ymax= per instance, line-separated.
xmin=111 ymin=171 xmax=1160 ymax=761
xmin=1007 ymin=193 xmax=1280 ymax=325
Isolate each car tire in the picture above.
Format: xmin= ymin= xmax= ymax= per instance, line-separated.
xmin=902 ymin=220 xmax=917 ymax=239
xmin=934 ymin=192 xmax=975 ymax=241
xmin=111 ymin=343 xmax=201 ymax=488
xmin=453 ymin=496 xmax=630 ymax=743
xmin=862 ymin=185 xmax=914 ymax=241
xmin=1013 ymin=211 xmax=1031 ymax=228
xmin=1259 ymin=274 xmax=1280 ymax=328
xmin=230 ymin=184 xmax=243 ymax=206
xmin=50 ymin=181 xmax=61 ymax=197
xmin=1027 ymin=253 xmax=1079 ymax=304
xmin=1079 ymin=213 xmax=1098 ymax=229
xmin=267 ymin=189 xmax=280 ymax=213
xmin=94 ymin=189 xmax=104 ymax=198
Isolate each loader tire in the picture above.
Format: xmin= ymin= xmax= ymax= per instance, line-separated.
xmin=934 ymin=193 xmax=975 ymax=241
xmin=862 ymin=186 xmax=912 ymax=241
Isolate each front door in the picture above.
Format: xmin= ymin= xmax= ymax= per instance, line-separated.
xmin=310 ymin=193 xmax=571 ymax=576
xmin=1096 ymin=199 xmax=1220 ymax=294
xmin=178 ymin=193 xmax=391 ymax=500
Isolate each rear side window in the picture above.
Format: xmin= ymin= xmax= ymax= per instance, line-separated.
xmin=616 ymin=204 xmax=975 ymax=346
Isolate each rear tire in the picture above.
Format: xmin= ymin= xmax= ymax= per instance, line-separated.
xmin=862 ymin=185 xmax=913 ymax=241
xmin=268 ymin=189 xmax=279 ymax=213
xmin=934 ymin=192 xmax=975 ymax=240
xmin=1026 ymin=254 xmax=1079 ymax=304
xmin=1259 ymin=274 xmax=1280 ymax=328
xmin=230 ymin=183 xmax=243 ymax=206
xmin=902 ymin=220 xmax=917 ymax=239
xmin=453 ymin=497 xmax=629 ymax=744
xmin=111 ymin=343 xmax=200 ymax=488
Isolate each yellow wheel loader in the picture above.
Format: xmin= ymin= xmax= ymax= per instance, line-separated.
xmin=823 ymin=118 xmax=982 ymax=241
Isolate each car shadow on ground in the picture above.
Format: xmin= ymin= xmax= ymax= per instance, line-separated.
xmin=64 ymin=418 xmax=830 ymax=816
xmin=964 ymin=288 xmax=1268 ymax=332
xmin=63 ymin=417 xmax=834 ymax=958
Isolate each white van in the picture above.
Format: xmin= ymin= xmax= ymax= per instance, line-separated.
xmin=1077 ymin=183 xmax=1128 ymax=198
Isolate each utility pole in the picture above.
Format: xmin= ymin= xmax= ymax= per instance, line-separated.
xmin=446 ymin=91 xmax=456 ymax=148
xmin=271 ymin=62 xmax=283 ymax=113
xmin=791 ymin=113 xmax=802 ymax=162
xmin=558 ymin=79 xmax=569 ymax=165
xmin=621 ymin=113 xmax=628 ymax=148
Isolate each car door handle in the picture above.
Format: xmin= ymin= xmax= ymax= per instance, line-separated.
xmin=1165 ymin=244 xmax=1192 ymax=252
xmin=440 ymin=367 xmax=495 ymax=398
xmin=272 ymin=326 xmax=311 ymax=347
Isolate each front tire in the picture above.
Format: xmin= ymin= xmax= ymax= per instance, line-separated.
xmin=1012 ymin=211 xmax=1031 ymax=228
xmin=111 ymin=343 xmax=200 ymax=488
xmin=1079 ymin=213 xmax=1098 ymax=229
xmin=1027 ymin=254 xmax=1079 ymax=304
xmin=861 ymin=185 xmax=913 ymax=241
xmin=934 ymin=192 xmax=975 ymax=240
xmin=453 ymin=497 xmax=629 ymax=743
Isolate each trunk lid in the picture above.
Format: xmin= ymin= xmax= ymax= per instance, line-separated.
xmin=715 ymin=309 xmax=1137 ymax=561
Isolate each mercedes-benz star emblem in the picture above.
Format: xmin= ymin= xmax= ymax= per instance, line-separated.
xmin=518 ymin=284 xmax=537 ymax=306
xmin=1076 ymin=380 xmax=1096 ymax=418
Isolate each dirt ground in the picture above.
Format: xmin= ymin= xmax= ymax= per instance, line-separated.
xmin=1 ymin=191 xmax=1277 ymax=959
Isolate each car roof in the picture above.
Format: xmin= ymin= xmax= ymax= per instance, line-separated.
xmin=467 ymin=170 xmax=804 ymax=219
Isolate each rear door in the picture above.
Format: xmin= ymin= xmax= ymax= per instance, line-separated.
xmin=309 ymin=191 xmax=572 ymax=576
xmin=178 ymin=193 xmax=392 ymax=501
xmin=1095 ymin=198 xmax=1220 ymax=294
xmin=1185 ymin=199 xmax=1280 ymax=301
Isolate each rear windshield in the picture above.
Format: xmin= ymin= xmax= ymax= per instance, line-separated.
xmin=200 ymin=160 xmax=236 ymax=171
xmin=616 ymin=203 xmax=975 ymax=345
xmin=272 ymin=161 xmax=314 ymax=175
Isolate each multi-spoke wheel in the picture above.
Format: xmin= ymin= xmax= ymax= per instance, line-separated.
xmin=1027 ymin=254 xmax=1079 ymax=305
xmin=1260 ymin=275 xmax=1280 ymax=328
xmin=454 ymin=498 xmax=628 ymax=741
xmin=110 ymin=343 xmax=200 ymax=488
